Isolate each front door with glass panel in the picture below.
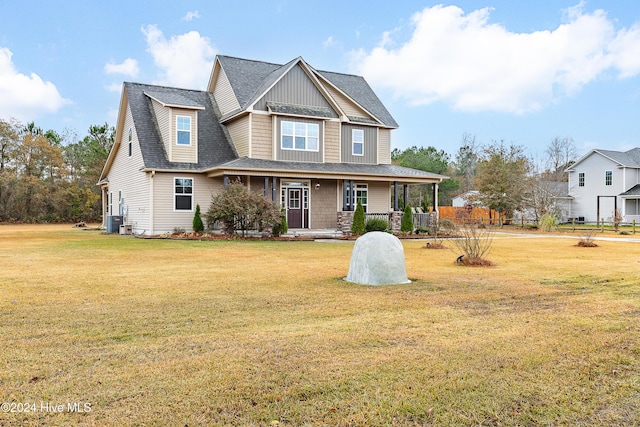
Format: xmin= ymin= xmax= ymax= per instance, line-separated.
xmin=284 ymin=185 xmax=309 ymax=228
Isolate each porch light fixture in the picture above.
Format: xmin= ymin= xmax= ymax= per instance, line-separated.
xmin=315 ymin=182 xmax=320 ymax=189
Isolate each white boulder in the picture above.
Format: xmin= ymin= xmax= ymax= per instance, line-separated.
xmin=345 ymin=231 xmax=410 ymax=285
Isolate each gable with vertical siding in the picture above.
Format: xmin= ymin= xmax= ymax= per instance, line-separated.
xmin=254 ymin=64 xmax=338 ymax=117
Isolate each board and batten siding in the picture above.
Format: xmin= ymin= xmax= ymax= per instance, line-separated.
xmin=341 ymin=124 xmax=377 ymax=164
xmin=275 ymin=116 xmax=323 ymax=162
xmin=378 ymin=128 xmax=391 ymax=165
xmin=225 ymin=115 xmax=250 ymax=157
xmin=324 ymin=121 xmax=341 ymax=163
xmin=152 ymin=173 xmax=223 ymax=234
xmin=170 ymin=108 xmax=198 ymax=163
xmin=254 ymin=64 xmax=338 ymax=117
xmin=323 ymin=84 xmax=372 ymax=121
xmin=150 ymin=98 xmax=171 ymax=158
xmin=212 ymin=66 xmax=240 ymax=116
xmin=108 ymin=102 xmax=151 ymax=234
xmin=251 ymin=114 xmax=273 ymax=160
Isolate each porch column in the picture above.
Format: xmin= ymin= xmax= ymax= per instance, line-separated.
xmin=350 ymin=180 xmax=355 ymax=210
xmin=433 ymin=183 xmax=439 ymax=213
xmin=394 ymin=181 xmax=399 ymax=211
xmin=264 ymin=177 xmax=269 ymax=198
xmin=403 ymin=185 xmax=408 ymax=209
xmin=342 ymin=180 xmax=349 ymax=211
xmin=272 ymin=177 xmax=277 ymax=202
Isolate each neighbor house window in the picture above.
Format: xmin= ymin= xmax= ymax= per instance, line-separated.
xmin=281 ymin=121 xmax=319 ymax=151
xmin=174 ymin=177 xmax=193 ymax=211
xmin=578 ymin=172 xmax=585 ymax=187
xmin=176 ymin=116 xmax=191 ymax=145
xmin=128 ymin=128 xmax=132 ymax=157
xmin=352 ymin=129 xmax=364 ymax=156
xmin=605 ymin=170 xmax=612 ymax=186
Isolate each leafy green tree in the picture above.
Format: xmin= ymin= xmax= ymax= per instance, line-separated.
xmin=351 ymin=199 xmax=365 ymax=235
xmin=474 ymin=141 xmax=531 ymax=224
xmin=391 ymin=145 xmax=459 ymax=206
xmin=193 ymin=203 xmax=204 ymax=232
xmin=401 ymin=204 xmax=414 ymax=233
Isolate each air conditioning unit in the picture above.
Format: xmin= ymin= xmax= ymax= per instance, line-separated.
xmin=107 ymin=215 xmax=123 ymax=233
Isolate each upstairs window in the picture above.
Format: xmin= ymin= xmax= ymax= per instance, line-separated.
xmin=128 ymin=128 xmax=132 ymax=157
xmin=352 ymin=129 xmax=364 ymax=156
xmin=605 ymin=170 xmax=612 ymax=186
xmin=281 ymin=121 xmax=319 ymax=152
xmin=174 ymin=178 xmax=193 ymax=211
xmin=578 ymin=172 xmax=585 ymax=187
xmin=176 ymin=116 xmax=191 ymax=145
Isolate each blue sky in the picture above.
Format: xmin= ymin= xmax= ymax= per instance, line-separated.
xmin=1 ymin=0 xmax=639 ymax=159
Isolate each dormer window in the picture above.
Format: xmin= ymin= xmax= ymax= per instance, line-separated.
xmin=176 ymin=116 xmax=191 ymax=145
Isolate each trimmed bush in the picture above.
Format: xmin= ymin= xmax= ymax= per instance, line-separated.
xmin=272 ymin=209 xmax=288 ymax=237
xmin=351 ymin=200 xmax=366 ymax=235
xmin=401 ymin=204 xmax=414 ymax=233
xmin=193 ymin=204 xmax=204 ymax=233
xmin=365 ymin=218 xmax=389 ymax=233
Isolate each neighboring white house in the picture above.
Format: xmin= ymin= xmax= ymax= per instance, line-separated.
xmin=566 ymin=148 xmax=640 ymax=223
xmin=451 ymin=190 xmax=480 ymax=207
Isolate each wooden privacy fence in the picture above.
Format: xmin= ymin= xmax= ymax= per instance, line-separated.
xmin=438 ymin=206 xmax=500 ymax=224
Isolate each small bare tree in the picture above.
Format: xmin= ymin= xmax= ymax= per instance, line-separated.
xmin=612 ymin=208 xmax=623 ymax=232
xmin=448 ymin=223 xmax=494 ymax=265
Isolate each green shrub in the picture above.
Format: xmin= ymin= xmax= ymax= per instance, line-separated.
xmin=415 ymin=226 xmax=430 ymax=234
xmin=351 ymin=200 xmax=366 ymax=235
xmin=192 ymin=204 xmax=204 ymax=233
xmin=272 ymin=209 xmax=288 ymax=236
xmin=401 ymin=204 xmax=414 ymax=233
xmin=365 ymin=218 xmax=389 ymax=233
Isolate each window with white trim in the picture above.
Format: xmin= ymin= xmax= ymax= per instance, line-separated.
xmin=128 ymin=128 xmax=132 ymax=157
xmin=347 ymin=183 xmax=368 ymax=212
xmin=605 ymin=170 xmax=612 ymax=186
xmin=578 ymin=172 xmax=585 ymax=187
xmin=352 ymin=129 xmax=364 ymax=156
xmin=281 ymin=121 xmax=319 ymax=151
xmin=174 ymin=178 xmax=193 ymax=211
xmin=176 ymin=116 xmax=191 ymax=145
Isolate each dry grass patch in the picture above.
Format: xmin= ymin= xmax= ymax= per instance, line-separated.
xmin=0 ymin=225 xmax=639 ymax=426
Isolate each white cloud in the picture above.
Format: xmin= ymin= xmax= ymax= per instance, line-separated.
xmin=182 ymin=10 xmax=200 ymax=21
xmin=0 ymin=47 xmax=70 ymax=121
xmin=141 ymin=24 xmax=216 ymax=89
xmin=105 ymin=83 xmax=123 ymax=92
xmin=350 ymin=4 xmax=640 ymax=114
xmin=322 ymin=36 xmax=335 ymax=48
xmin=104 ymin=58 xmax=139 ymax=77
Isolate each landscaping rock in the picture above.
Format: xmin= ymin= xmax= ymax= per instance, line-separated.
xmin=345 ymin=231 xmax=410 ymax=285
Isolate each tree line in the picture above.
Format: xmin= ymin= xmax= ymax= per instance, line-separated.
xmin=0 ymin=117 xmax=114 ymax=223
xmin=392 ymin=133 xmax=577 ymax=223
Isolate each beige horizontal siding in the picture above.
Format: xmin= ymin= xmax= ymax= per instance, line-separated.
xmin=367 ymin=181 xmax=391 ymax=213
xmin=324 ymin=121 xmax=340 ymax=163
xmin=323 ymin=83 xmax=372 ymax=120
xmin=251 ymin=114 xmax=273 ymax=160
xmin=378 ymin=129 xmax=391 ymax=165
xmin=226 ymin=115 xmax=250 ymax=157
xmin=107 ymin=103 xmax=151 ymax=234
xmin=150 ymin=98 xmax=171 ymax=157
xmin=212 ymin=66 xmax=240 ymax=116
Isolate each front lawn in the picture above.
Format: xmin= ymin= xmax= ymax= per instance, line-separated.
xmin=0 ymin=225 xmax=638 ymax=425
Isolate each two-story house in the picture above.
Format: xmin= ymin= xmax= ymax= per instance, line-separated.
xmin=566 ymin=148 xmax=640 ymax=224
xmin=99 ymin=55 xmax=446 ymax=235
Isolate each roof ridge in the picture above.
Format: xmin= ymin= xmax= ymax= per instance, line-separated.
xmin=126 ymin=81 xmax=209 ymax=94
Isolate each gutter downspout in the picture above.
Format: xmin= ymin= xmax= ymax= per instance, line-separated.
xmin=150 ymin=170 xmax=155 ymax=235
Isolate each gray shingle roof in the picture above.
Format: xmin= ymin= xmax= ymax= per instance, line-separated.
xmin=213 ymin=157 xmax=446 ymax=181
xmin=125 ymin=82 xmax=237 ymax=170
xmin=595 ymin=148 xmax=640 ymax=167
xmin=144 ymin=89 xmax=205 ymax=109
xmin=216 ymin=55 xmax=398 ymax=128
xmin=620 ymin=184 xmax=640 ymax=197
